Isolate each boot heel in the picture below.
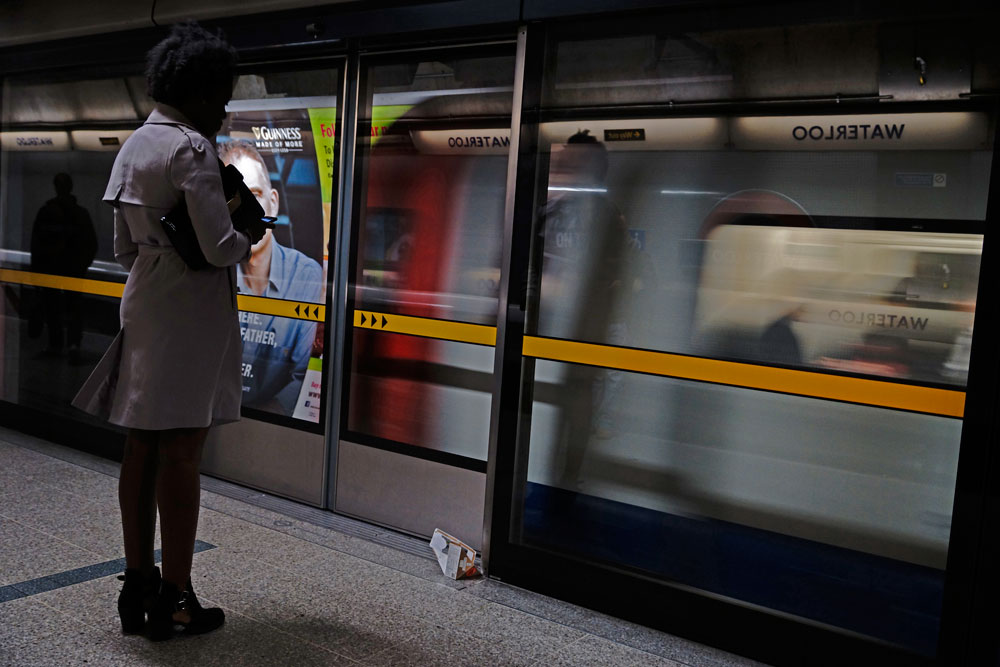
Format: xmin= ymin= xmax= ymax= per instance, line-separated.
xmin=118 ymin=608 xmax=146 ymax=634
xmin=148 ymin=580 xmax=180 ymax=642
xmin=117 ymin=567 xmax=160 ymax=635
xmin=147 ymin=613 xmax=175 ymax=642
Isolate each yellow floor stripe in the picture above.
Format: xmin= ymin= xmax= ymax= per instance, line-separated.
xmin=523 ymin=335 xmax=965 ymax=418
xmin=0 ymin=269 xmax=324 ymax=321
xmin=353 ymin=309 xmax=496 ymax=346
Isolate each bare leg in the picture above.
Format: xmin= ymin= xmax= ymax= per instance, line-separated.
xmin=120 ymin=428 xmax=159 ymax=575
xmin=156 ymin=427 xmax=209 ymax=590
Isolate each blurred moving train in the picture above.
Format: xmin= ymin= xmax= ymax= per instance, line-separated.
xmin=346 ymin=97 xmax=988 ymax=572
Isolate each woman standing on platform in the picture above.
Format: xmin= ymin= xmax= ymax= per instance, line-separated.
xmin=73 ymin=23 xmax=267 ymax=640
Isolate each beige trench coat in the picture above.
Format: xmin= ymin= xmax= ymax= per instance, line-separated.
xmin=73 ymin=104 xmax=251 ymax=429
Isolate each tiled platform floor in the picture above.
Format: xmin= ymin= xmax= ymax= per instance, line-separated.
xmin=0 ymin=426 xmax=766 ymax=667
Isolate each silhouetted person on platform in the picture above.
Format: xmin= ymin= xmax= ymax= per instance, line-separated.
xmin=30 ymin=173 xmax=97 ymax=361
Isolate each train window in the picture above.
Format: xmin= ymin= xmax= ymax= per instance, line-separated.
xmin=344 ymin=47 xmax=515 ymax=461
xmin=512 ymin=28 xmax=993 ymax=654
xmin=530 ymin=113 xmax=990 ymax=371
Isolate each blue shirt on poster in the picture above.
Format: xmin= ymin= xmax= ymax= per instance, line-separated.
xmin=236 ymin=241 xmax=322 ymax=416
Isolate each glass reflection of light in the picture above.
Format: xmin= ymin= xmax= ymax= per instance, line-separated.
xmin=547 ymin=186 xmax=608 ymax=193
xmin=660 ymin=189 xmax=725 ymax=196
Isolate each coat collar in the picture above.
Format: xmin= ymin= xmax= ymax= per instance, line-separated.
xmin=145 ymin=104 xmax=199 ymax=132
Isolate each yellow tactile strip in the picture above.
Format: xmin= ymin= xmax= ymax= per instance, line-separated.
xmin=522 ymin=335 xmax=965 ymax=418
xmin=352 ymin=309 xmax=496 ymax=346
xmin=1 ymin=271 xmax=963 ymax=417
xmin=0 ymin=269 xmax=325 ymax=321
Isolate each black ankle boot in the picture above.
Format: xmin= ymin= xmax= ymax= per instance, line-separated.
xmin=117 ymin=567 xmax=161 ymax=634
xmin=148 ymin=579 xmax=225 ymax=641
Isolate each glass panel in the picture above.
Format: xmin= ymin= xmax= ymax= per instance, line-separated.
xmin=516 ymin=105 xmax=990 ymax=654
xmin=1 ymin=74 xmax=137 ymax=424
xmin=220 ymin=67 xmax=339 ymax=424
xmin=0 ymin=65 xmax=339 ymax=428
xmin=345 ymin=48 xmax=515 ymax=460
xmin=524 ymin=364 xmax=959 ymax=652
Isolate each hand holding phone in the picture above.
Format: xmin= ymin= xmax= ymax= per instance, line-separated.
xmin=246 ymin=216 xmax=276 ymax=244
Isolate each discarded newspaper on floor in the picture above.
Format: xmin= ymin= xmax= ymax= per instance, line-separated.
xmin=430 ymin=528 xmax=479 ymax=580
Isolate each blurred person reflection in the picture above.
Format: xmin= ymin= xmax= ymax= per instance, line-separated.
xmin=759 ymin=304 xmax=805 ymax=366
xmin=536 ymin=130 xmax=627 ymax=495
xmin=29 ymin=173 xmax=97 ymax=362
xmin=218 ymin=140 xmax=322 ymax=415
xmin=72 ymin=23 xmax=269 ymax=642
xmin=942 ymin=325 xmax=973 ymax=383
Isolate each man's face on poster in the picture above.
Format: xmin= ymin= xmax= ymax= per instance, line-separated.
xmin=229 ymin=153 xmax=279 ymax=256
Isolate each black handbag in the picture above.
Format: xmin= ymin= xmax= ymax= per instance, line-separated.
xmin=159 ymin=160 xmax=273 ymax=270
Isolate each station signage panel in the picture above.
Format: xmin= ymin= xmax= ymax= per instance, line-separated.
xmin=402 ymin=113 xmax=988 ymax=155
xmin=730 ymin=112 xmax=989 ymax=151
xmin=0 ymin=131 xmax=70 ymax=151
xmin=542 ymin=118 xmax=728 ymax=151
xmin=70 ymin=130 xmax=134 ymax=151
xmin=528 ymin=112 xmax=989 ymax=152
xmin=410 ymin=128 xmax=511 ymax=155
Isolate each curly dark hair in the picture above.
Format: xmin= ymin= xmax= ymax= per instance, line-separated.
xmin=145 ymin=22 xmax=238 ymax=107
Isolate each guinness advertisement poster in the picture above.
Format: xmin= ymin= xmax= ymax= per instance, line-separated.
xmin=218 ymin=107 xmax=335 ymax=425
